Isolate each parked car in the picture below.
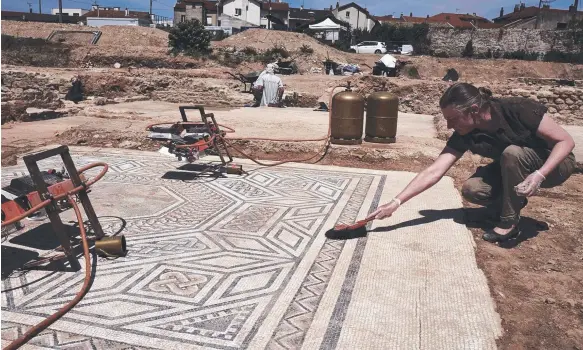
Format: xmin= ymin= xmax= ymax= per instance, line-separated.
xmin=385 ymin=43 xmax=414 ymax=55
xmin=349 ymin=41 xmax=387 ymax=54
xmin=400 ymin=44 xmax=414 ymax=55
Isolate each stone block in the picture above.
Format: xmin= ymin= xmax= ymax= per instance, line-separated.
xmin=556 ymin=87 xmax=577 ymax=95
xmin=555 ymin=98 xmax=565 ymax=104
xmin=566 ymin=98 xmax=575 ymax=105
xmin=537 ymin=90 xmax=554 ymax=98
xmin=548 ymin=106 xmax=557 ymax=113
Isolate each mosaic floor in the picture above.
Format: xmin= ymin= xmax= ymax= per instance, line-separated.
xmin=1 ymin=147 xmax=501 ymax=349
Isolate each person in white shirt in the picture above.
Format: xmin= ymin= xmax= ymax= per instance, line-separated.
xmin=377 ymin=54 xmax=399 ymax=77
xmin=253 ymin=64 xmax=285 ymax=107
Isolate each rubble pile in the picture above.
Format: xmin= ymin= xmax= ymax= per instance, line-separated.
xmin=0 ymin=69 xmax=254 ymax=123
xmin=78 ymin=72 xmax=252 ymax=106
xmin=1 ymin=20 xmax=169 ymax=47
xmin=212 ymin=29 xmax=355 ymax=72
xmin=343 ymin=76 xmax=583 ymax=140
xmin=404 ymin=55 xmax=583 ymax=82
xmin=344 ymin=76 xmax=449 ymax=116
xmin=1 ymin=72 xmax=65 ymax=123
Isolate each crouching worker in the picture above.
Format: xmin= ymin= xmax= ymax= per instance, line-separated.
xmin=366 ymin=82 xmax=577 ymax=243
xmin=252 ymin=64 xmax=285 ymax=107
xmin=375 ymin=54 xmax=398 ymax=77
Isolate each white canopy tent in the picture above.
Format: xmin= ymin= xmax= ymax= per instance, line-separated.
xmin=308 ymin=18 xmax=347 ymax=43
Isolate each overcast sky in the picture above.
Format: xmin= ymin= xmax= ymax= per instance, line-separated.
xmin=1 ymin=0 xmax=579 ymax=21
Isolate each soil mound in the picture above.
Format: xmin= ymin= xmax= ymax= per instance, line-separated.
xmin=212 ymin=28 xmax=355 ymax=71
xmin=1 ymin=20 xmax=169 ymax=47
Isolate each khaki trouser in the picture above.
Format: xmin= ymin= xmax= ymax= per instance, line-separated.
xmin=461 ymin=145 xmax=576 ymax=227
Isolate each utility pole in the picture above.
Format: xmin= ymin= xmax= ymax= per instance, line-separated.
xmin=268 ymin=0 xmax=271 ymax=30
xmin=58 ymin=0 xmax=63 ymax=23
xmin=38 ymin=0 xmax=41 ymax=14
xmin=535 ymin=0 xmax=542 ymax=29
xmin=150 ymin=0 xmax=153 ymax=15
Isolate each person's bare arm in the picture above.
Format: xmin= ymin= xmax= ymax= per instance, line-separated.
xmin=536 ymin=114 xmax=575 ymax=177
xmin=515 ymin=114 xmax=575 ymax=196
xmin=366 ymin=147 xmax=462 ymax=220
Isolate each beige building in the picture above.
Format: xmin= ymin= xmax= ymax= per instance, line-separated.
xmin=173 ymin=0 xmax=219 ymax=26
xmin=332 ymin=1 xmax=378 ymax=31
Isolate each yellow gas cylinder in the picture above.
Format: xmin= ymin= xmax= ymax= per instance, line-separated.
xmin=365 ymin=91 xmax=399 ymax=143
xmin=330 ymin=82 xmax=365 ymax=145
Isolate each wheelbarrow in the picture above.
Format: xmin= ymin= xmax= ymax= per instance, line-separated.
xmin=225 ymin=71 xmax=261 ymax=93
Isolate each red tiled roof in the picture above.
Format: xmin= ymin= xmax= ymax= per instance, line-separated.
xmin=204 ymin=1 xmax=218 ymax=11
xmin=374 ymin=14 xmax=459 ymax=25
xmin=374 ymin=15 xmax=398 ymax=21
xmin=402 ymin=16 xmax=444 ymax=24
xmin=428 ymin=12 xmax=500 ymax=28
xmin=84 ymin=9 xmax=150 ymax=19
xmin=261 ymin=2 xmax=289 ymax=11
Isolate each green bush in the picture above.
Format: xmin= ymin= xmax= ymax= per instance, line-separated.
xmin=432 ymin=50 xmax=450 ymax=58
xmin=544 ymin=50 xmax=583 ymax=63
xmin=502 ymin=50 xmax=539 ymax=61
xmin=168 ymin=19 xmax=211 ymax=56
xmin=242 ymin=46 xmax=258 ymax=56
xmin=406 ymin=66 xmax=420 ymax=79
xmin=263 ymin=45 xmax=290 ymax=59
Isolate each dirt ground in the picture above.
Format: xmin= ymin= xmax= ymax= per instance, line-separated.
xmin=2 ymin=107 xmax=582 ymax=349
xmin=229 ymin=149 xmax=583 ymax=350
xmin=2 ymin=21 xmax=583 ymax=349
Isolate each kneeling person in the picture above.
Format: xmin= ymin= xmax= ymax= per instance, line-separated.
xmin=253 ymin=65 xmax=284 ymax=107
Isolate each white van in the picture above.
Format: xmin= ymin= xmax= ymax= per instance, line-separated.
xmin=400 ymin=45 xmax=414 ymax=55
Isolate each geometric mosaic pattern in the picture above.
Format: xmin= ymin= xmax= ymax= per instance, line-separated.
xmin=1 ymin=148 xmax=382 ymax=350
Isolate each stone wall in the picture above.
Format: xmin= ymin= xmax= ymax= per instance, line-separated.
xmin=1 ymin=70 xmax=254 ymax=124
xmin=428 ymin=28 xmax=580 ymax=57
xmin=502 ymin=86 xmax=583 ymax=125
xmin=1 ymin=72 xmax=65 ymax=124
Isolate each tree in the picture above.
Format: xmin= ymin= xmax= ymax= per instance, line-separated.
xmin=168 ymin=19 xmax=211 ymax=56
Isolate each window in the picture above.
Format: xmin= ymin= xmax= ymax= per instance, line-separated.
xmin=557 ymin=22 xmax=567 ymax=29
xmin=206 ymin=16 xmax=212 ymax=25
xmin=181 ymin=14 xmax=186 ymax=22
xmin=73 ymin=13 xmax=79 ymax=16
xmin=345 ymin=11 xmax=350 ymax=18
xmin=445 ymin=15 xmax=450 ymax=20
xmin=235 ymin=8 xmax=241 ymax=16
